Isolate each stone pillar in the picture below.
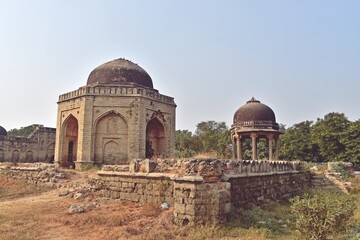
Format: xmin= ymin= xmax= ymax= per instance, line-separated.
xmin=236 ymin=134 xmax=243 ymax=160
xmin=268 ymin=134 xmax=273 ymax=160
xmin=251 ymin=133 xmax=257 ymax=160
xmin=275 ymin=137 xmax=279 ymax=160
xmin=75 ymin=96 xmax=95 ymax=170
xmin=232 ymin=136 xmax=236 ymax=160
xmin=239 ymin=138 xmax=243 ymax=160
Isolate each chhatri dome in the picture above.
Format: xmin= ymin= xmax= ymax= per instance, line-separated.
xmin=87 ymin=58 xmax=154 ymax=89
xmin=231 ymin=97 xmax=282 ymax=161
xmin=233 ymin=97 xmax=278 ymax=130
xmin=0 ymin=126 xmax=7 ymax=136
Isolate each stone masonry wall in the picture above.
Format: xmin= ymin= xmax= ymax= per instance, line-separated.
xmin=91 ymin=168 xmax=309 ymax=225
xmin=91 ymin=171 xmax=175 ymax=205
xmin=228 ymin=172 xmax=310 ymax=208
xmin=173 ymin=177 xmax=231 ymax=225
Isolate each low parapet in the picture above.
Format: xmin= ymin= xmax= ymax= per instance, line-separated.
xmin=58 ymin=86 xmax=175 ymax=104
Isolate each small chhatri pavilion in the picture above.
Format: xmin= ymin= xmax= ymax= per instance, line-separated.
xmin=231 ymin=97 xmax=282 ymax=160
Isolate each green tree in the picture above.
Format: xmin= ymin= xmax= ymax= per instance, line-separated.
xmin=175 ymin=130 xmax=199 ymax=158
xmin=311 ymin=112 xmax=350 ymax=162
xmin=279 ymin=121 xmax=321 ymax=162
xmin=8 ymin=124 xmax=41 ymax=137
xmin=342 ymin=119 xmax=360 ymax=165
xmin=194 ymin=121 xmax=231 ymax=157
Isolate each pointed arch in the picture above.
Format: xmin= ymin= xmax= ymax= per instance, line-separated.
xmin=94 ymin=111 xmax=128 ymax=164
xmin=146 ymin=117 xmax=166 ymax=158
xmin=94 ymin=110 xmax=128 ymax=128
xmin=60 ymin=114 xmax=78 ymax=168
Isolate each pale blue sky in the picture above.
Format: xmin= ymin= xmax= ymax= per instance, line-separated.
xmin=0 ymin=0 xmax=359 ymax=132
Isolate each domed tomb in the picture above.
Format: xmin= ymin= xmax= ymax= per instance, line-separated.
xmin=0 ymin=126 xmax=7 ymax=136
xmin=87 ymin=58 xmax=154 ymax=89
xmin=231 ymin=97 xmax=282 ymax=161
xmin=56 ymin=58 xmax=176 ymax=169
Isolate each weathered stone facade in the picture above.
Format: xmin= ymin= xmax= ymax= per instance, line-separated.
xmin=0 ymin=126 xmax=56 ymax=163
xmin=54 ymin=59 xmax=176 ymax=169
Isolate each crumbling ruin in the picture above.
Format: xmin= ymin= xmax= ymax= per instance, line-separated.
xmin=91 ymin=158 xmax=309 ymax=225
xmin=0 ymin=159 xmax=309 ymax=225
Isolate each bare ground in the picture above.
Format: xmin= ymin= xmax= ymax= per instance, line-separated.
xmin=0 ymin=172 xmax=177 ymax=240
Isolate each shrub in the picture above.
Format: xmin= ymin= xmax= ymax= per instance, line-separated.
xmin=330 ymin=162 xmax=353 ymax=179
xmin=290 ymin=189 xmax=356 ymax=240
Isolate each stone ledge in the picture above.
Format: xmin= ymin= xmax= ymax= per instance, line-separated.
xmin=96 ymin=170 xmax=177 ymax=179
xmin=172 ymin=175 xmax=204 ymax=183
xmin=8 ymin=167 xmax=41 ymax=171
xmin=222 ymin=171 xmax=301 ymax=180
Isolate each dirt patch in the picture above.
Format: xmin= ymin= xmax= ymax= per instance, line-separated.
xmin=0 ymin=174 xmax=176 ymax=240
xmin=0 ymin=177 xmax=50 ymax=200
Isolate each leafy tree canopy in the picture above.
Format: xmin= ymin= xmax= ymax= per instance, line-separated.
xmin=311 ymin=112 xmax=350 ymax=162
xmin=7 ymin=124 xmax=41 ymax=137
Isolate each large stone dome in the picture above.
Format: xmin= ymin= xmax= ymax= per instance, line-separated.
xmin=233 ymin=97 xmax=276 ymax=124
xmin=0 ymin=126 xmax=7 ymax=136
xmin=87 ymin=58 xmax=153 ymax=89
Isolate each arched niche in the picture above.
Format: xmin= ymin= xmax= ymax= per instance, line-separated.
xmin=61 ymin=114 xmax=78 ymax=168
xmin=46 ymin=143 xmax=55 ymax=163
xmin=146 ymin=117 xmax=166 ymax=158
xmin=12 ymin=150 xmax=19 ymax=163
xmin=0 ymin=149 xmax=4 ymax=162
xmin=94 ymin=111 xmax=128 ymax=164
xmin=103 ymin=140 xmax=121 ymax=165
xmin=26 ymin=150 xmax=34 ymax=162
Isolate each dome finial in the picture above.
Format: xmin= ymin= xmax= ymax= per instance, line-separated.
xmin=247 ymin=97 xmax=260 ymax=103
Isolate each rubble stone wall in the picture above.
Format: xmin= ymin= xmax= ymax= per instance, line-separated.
xmin=173 ymin=178 xmax=231 ymax=225
xmin=228 ymin=172 xmax=310 ymax=208
xmin=0 ymin=163 xmax=63 ymax=187
xmin=92 ymin=169 xmax=310 ymax=225
xmin=92 ymin=171 xmax=175 ymax=205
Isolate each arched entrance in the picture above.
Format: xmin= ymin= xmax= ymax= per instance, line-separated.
xmin=146 ymin=118 xmax=166 ymax=158
xmin=61 ymin=115 xmax=78 ymax=168
xmin=94 ymin=112 xmax=128 ymax=164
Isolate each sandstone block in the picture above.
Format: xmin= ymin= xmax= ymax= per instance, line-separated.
xmin=174 ymin=203 xmax=186 ymax=214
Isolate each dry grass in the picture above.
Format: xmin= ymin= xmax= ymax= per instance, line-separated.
xmin=193 ymin=151 xmax=219 ymax=159
xmin=349 ymin=177 xmax=360 ymax=193
xmin=0 ymin=176 xmax=49 ymax=200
